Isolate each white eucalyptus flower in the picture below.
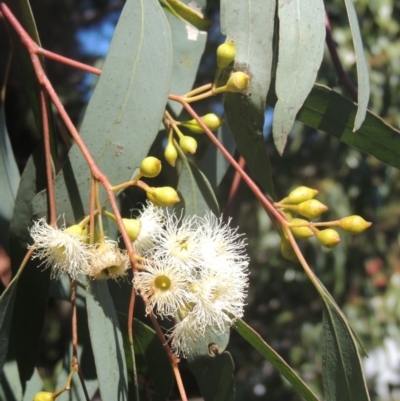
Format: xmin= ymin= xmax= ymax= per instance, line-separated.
xmin=88 ymin=239 xmax=130 ymax=280
xmin=29 ymin=217 xmax=90 ymax=279
xmin=133 ymin=201 xmax=166 ymax=254
xmin=134 ymin=257 xmax=193 ymax=317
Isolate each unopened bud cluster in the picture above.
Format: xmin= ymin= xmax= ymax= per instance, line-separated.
xmin=276 ymin=186 xmax=372 ymax=261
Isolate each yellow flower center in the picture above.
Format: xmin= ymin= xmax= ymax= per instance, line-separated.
xmin=154 ymin=274 xmax=171 ymax=291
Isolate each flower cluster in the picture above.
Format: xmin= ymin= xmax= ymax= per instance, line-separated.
xmin=29 ymin=218 xmax=130 ymax=280
xmin=133 ymin=206 xmax=249 ymax=357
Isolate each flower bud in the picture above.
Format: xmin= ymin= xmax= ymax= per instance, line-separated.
xmin=165 ymin=142 xmax=178 ymax=167
xmin=65 ymin=224 xmax=84 ymax=237
xmin=179 ymin=135 xmax=197 ymax=154
xmin=297 ymin=199 xmax=328 ymax=219
xmin=33 ymin=392 xmax=54 ymax=401
xmin=338 ymin=215 xmax=372 ymax=235
xmin=216 ymin=39 xmax=236 ymax=69
xmin=180 ymin=113 xmax=224 ymax=134
xmin=140 ymin=156 xmax=162 ymax=178
xmin=122 ymin=218 xmax=141 ymax=242
xmin=289 ymin=218 xmax=314 ymax=239
xmin=226 ymin=71 xmax=250 ymax=93
xmin=282 ymin=186 xmax=318 ymax=204
xmin=316 ymin=229 xmax=340 ymax=248
xmin=280 ymin=238 xmax=298 ymax=263
xmin=147 ymin=186 xmax=180 ymax=207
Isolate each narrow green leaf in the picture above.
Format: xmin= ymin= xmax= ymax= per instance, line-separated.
xmin=118 ymin=317 xmax=174 ymax=401
xmin=198 ymin=124 xmax=236 ymax=189
xmin=86 ymin=279 xmax=128 ymax=401
xmin=322 ymin=300 xmax=370 ymax=401
xmin=161 ymin=0 xmax=211 ymax=31
xmin=0 ymin=278 xmax=18 ymax=380
xmin=267 ymin=84 xmax=400 ymax=169
xmin=175 ymin=146 xmax=219 ymax=217
xmin=343 ymin=0 xmax=370 ymax=131
xmin=188 ymin=351 xmax=235 ymax=401
xmin=32 ymin=0 xmax=173 ymax=222
xmin=164 ymin=0 xmax=207 ymax=116
xmin=273 ymin=0 xmax=325 ymax=154
xmin=221 ymin=0 xmax=276 ymax=196
xmin=8 ymin=149 xmax=50 ymax=387
xmin=235 ymin=319 xmax=320 ymax=401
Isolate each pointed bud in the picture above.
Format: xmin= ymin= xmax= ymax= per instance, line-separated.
xmin=297 ymin=199 xmax=328 ymax=219
xmin=316 ymin=229 xmax=340 ymax=248
xmin=280 ymin=238 xmax=299 ymax=263
xmin=289 ymin=218 xmax=314 ymax=239
xmin=216 ymin=39 xmax=236 ymax=69
xmin=226 ymin=71 xmax=250 ymax=93
xmin=140 ymin=156 xmax=162 ymax=178
xmin=179 ymin=135 xmax=197 ymax=154
xmin=121 ymin=218 xmax=141 ymax=242
xmin=165 ymin=142 xmax=178 ymax=167
xmin=33 ymin=392 xmax=54 ymax=401
xmin=339 ymin=215 xmax=372 ymax=235
xmin=65 ymin=224 xmax=84 ymax=237
xmin=281 ymin=186 xmax=318 ymax=204
xmin=180 ymin=113 xmax=224 ymax=134
xmin=147 ymin=186 xmax=180 ymax=207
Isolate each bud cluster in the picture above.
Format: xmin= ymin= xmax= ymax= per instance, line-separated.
xmin=275 ymin=186 xmax=372 ymax=261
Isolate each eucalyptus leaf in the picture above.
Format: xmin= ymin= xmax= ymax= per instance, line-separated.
xmin=8 ymin=149 xmax=51 ymax=387
xmin=164 ymin=0 xmax=207 ymax=116
xmin=221 ymin=0 xmax=275 ymax=196
xmin=235 ymin=319 xmax=319 ymax=401
xmin=188 ymin=351 xmax=235 ymax=401
xmin=343 ymin=0 xmax=370 ymax=131
xmin=32 ymin=0 xmax=173 ymax=222
xmin=322 ymin=300 xmax=370 ymax=401
xmin=175 ymin=147 xmax=219 ymax=217
xmin=118 ymin=317 xmax=174 ymax=401
xmin=267 ymin=84 xmax=400 ymax=169
xmin=273 ymin=0 xmax=325 ymax=154
xmin=86 ymin=279 xmax=128 ymax=401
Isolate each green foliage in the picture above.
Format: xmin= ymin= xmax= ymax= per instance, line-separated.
xmin=1 ymin=0 xmax=400 ymax=400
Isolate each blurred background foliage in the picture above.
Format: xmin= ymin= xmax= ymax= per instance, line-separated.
xmin=2 ymin=0 xmax=400 ymax=400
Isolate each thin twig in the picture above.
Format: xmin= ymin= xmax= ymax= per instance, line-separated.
xmin=325 ymin=13 xmax=358 ymax=102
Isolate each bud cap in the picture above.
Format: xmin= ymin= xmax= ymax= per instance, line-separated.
xmin=289 ymin=218 xmax=314 ymax=239
xmin=339 ymin=215 xmax=372 ymax=235
xmin=140 ymin=156 xmax=162 ymax=178
xmin=148 ymin=187 xmax=180 ymax=207
xmin=164 ymin=142 xmax=178 ymax=167
xmin=282 ymin=186 xmax=318 ymax=204
xmin=180 ymin=113 xmax=224 ymax=134
xmin=226 ymin=72 xmax=250 ymax=93
xmin=316 ymin=229 xmax=340 ymax=248
xmin=179 ymin=136 xmax=198 ymax=154
xmin=216 ymin=39 xmax=236 ymax=69
xmin=297 ymin=199 xmax=328 ymax=219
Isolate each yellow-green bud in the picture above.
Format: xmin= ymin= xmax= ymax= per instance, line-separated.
xmin=280 ymin=238 xmax=299 ymax=263
xmin=147 ymin=186 xmax=180 ymax=207
xmin=179 ymin=136 xmax=197 ymax=154
xmin=216 ymin=39 xmax=236 ymax=69
xmin=316 ymin=229 xmax=340 ymax=248
xmin=65 ymin=224 xmax=84 ymax=237
xmin=297 ymin=199 xmax=328 ymax=219
xmin=122 ymin=218 xmax=141 ymax=242
xmin=226 ymin=71 xmax=250 ymax=93
xmin=282 ymin=186 xmax=318 ymax=204
xmin=33 ymin=392 xmax=54 ymax=401
xmin=165 ymin=142 xmax=178 ymax=167
xmin=180 ymin=113 xmax=224 ymax=134
xmin=289 ymin=218 xmax=314 ymax=239
xmin=140 ymin=156 xmax=162 ymax=178
xmin=338 ymin=215 xmax=372 ymax=235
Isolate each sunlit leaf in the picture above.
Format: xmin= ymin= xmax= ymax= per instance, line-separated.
xmin=86 ymin=280 xmax=128 ymax=401
xmin=188 ymin=351 xmax=235 ymax=401
xmin=221 ymin=0 xmax=275 ymax=196
xmin=235 ymin=319 xmax=320 ymax=401
xmin=32 ymin=0 xmax=173 ymax=222
xmin=273 ymin=0 xmax=325 ymax=154
xmin=343 ymin=0 xmax=370 ymax=131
